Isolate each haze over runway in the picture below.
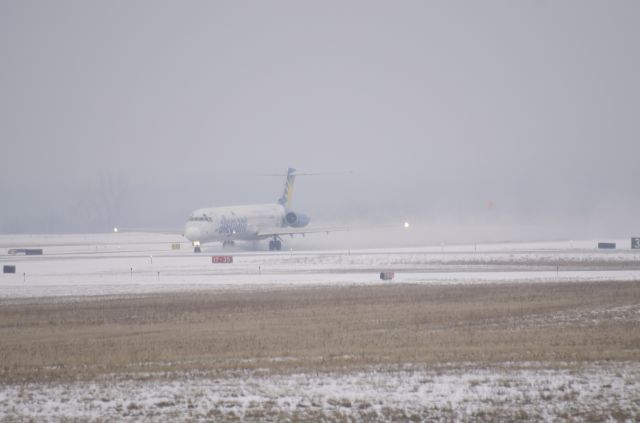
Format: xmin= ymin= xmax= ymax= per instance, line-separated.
xmin=1 ymin=1 xmax=639 ymax=244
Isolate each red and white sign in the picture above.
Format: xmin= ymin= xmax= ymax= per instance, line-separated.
xmin=212 ymin=255 xmax=233 ymax=264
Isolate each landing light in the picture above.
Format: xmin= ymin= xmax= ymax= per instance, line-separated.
xmin=404 ymin=222 xmax=410 ymax=229
xmin=113 ymin=227 xmax=118 ymax=233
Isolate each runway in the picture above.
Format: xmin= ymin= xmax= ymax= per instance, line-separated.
xmin=1 ymin=233 xmax=639 ymax=299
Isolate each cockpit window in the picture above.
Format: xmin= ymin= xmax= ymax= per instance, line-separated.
xmin=188 ymin=215 xmax=212 ymax=222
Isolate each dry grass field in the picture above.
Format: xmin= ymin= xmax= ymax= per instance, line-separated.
xmin=2 ymin=280 xmax=640 ymax=420
xmin=1 ymin=280 xmax=639 ymax=383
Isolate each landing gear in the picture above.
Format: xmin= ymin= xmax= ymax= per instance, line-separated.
xmin=222 ymin=240 xmax=235 ymax=248
xmin=193 ymin=241 xmax=201 ymax=253
xmin=268 ymin=238 xmax=282 ymax=251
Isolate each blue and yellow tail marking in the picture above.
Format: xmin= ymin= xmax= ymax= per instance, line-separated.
xmin=277 ymin=167 xmax=297 ymax=208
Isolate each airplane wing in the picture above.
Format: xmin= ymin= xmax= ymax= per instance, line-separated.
xmin=256 ymin=225 xmax=352 ymax=238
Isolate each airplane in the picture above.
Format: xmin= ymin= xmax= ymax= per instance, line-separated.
xmin=183 ymin=168 xmax=347 ymax=252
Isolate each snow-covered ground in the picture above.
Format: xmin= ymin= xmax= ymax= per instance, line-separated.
xmin=2 ymin=234 xmax=639 ymax=421
xmin=1 ymin=362 xmax=638 ymax=421
xmin=1 ymin=233 xmax=640 ymax=299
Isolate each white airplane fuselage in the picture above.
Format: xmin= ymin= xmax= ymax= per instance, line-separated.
xmin=183 ymin=203 xmax=287 ymax=244
xmin=182 ymin=168 xmax=316 ymax=251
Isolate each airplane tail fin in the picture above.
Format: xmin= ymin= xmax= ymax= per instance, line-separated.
xmin=277 ymin=167 xmax=297 ymax=208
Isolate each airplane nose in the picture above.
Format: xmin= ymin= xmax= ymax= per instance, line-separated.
xmin=184 ymin=225 xmax=201 ymax=241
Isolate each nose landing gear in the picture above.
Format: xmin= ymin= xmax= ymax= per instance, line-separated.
xmin=268 ymin=237 xmax=282 ymax=251
xmin=193 ymin=241 xmax=201 ymax=253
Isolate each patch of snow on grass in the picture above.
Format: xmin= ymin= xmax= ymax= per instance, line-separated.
xmin=1 ymin=362 xmax=639 ymax=421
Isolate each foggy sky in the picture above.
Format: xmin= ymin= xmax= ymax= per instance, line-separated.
xmin=1 ymin=1 xmax=639 ymax=242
